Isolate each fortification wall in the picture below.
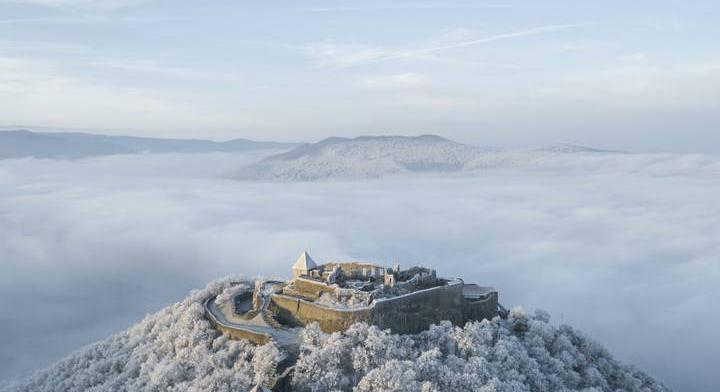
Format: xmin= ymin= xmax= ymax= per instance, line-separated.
xmin=372 ymin=281 xmax=464 ymax=333
xmin=269 ymin=280 xmax=467 ymax=334
xmin=463 ymin=291 xmax=499 ymax=322
xmin=321 ymin=262 xmax=385 ymax=278
xmin=269 ymin=293 xmax=373 ymax=332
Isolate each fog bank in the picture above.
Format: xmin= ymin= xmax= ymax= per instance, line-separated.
xmin=0 ymin=152 xmax=718 ymax=391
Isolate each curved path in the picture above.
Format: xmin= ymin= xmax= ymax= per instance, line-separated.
xmin=204 ymin=283 xmax=300 ymax=348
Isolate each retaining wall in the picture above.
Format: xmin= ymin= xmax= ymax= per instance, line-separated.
xmin=204 ymin=298 xmax=272 ymax=345
xmin=290 ymin=277 xmax=338 ymax=300
xmin=213 ymin=323 xmax=272 ymax=345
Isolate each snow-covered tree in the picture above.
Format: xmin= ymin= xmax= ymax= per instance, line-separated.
xmin=215 ymin=283 xmax=249 ymax=306
xmin=3 ymin=277 xmax=671 ymax=392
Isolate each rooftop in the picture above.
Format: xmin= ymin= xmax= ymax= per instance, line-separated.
xmin=292 ymin=251 xmax=317 ymax=271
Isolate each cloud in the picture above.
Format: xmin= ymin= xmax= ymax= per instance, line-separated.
xmin=0 ymin=168 xmax=14 ymax=184
xmin=0 ymin=14 xmax=187 ymax=24
xmin=2 ymin=0 xmax=151 ymax=10
xmin=551 ymin=62 xmax=720 ymax=108
xmin=621 ymin=52 xmax=653 ymax=63
xmin=0 ymin=55 xmax=258 ymax=134
xmin=0 ymin=16 xmax=87 ymax=24
xmin=0 ymin=0 xmax=188 ymax=24
xmin=0 ymin=152 xmax=719 ymax=391
xmin=85 ymin=59 xmax=246 ymax=83
xmin=301 ymin=41 xmax=386 ymax=67
xmin=0 ymin=39 xmax=86 ymax=52
xmin=0 ymin=37 xmax=244 ymax=82
xmin=644 ymin=19 xmax=687 ymax=32
xmin=296 ymin=3 xmax=512 ymax=12
xmin=356 ymin=72 xmax=430 ymax=90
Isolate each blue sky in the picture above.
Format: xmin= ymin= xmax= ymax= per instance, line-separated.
xmin=0 ymin=0 xmax=718 ymax=151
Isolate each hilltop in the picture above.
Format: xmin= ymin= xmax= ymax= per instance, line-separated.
xmin=3 ymin=277 xmax=670 ymax=392
xmin=235 ymin=135 xmax=482 ymax=180
xmin=0 ymin=130 xmax=296 ymax=159
xmin=234 ymin=135 xmax=616 ymax=181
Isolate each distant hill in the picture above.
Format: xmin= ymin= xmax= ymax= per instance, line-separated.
xmin=235 ymin=135 xmax=616 ymax=180
xmin=532 ymin=143 xmax=620 ymax=154
xmin=0 ymin=130 xmax=297 ymax=159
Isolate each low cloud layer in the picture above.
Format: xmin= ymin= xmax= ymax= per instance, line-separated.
xmin=0 ymin=152 xmax=718 ymax=391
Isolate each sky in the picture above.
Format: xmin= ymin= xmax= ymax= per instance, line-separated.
xmin=0 ymin=0 xmax=718 ymax=152
xmin=1 ymin=151 xmax=719 ymax=391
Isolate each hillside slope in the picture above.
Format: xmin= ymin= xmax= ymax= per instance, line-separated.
xmin=235 ymin=135 xmax=485 ymax=180
xmin=2 ymin=278 xmax=670 ymax=392
xmin=235 ymin=136 xmax=616 ymax=180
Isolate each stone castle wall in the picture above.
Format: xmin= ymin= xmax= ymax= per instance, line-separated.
xmin=288 ymin=276 xmax=338 ymax=300
xmin=463 ymin=291 xmax=499 ymax=323
xmin=269 ymin=280 xmax=492 ymax=334
xmin=320 ymin=262 xmax=385 ymax=279
xmin=212 ymin=323 xmax=272 ymax=345
xmin=372 ymin=281 xmax=464 ymax=333
xmin=269 ymin=292 xmax=374 ymax=332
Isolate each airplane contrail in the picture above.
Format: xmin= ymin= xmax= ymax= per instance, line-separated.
xmin=348 ymin=22 xmax=595 ymax=66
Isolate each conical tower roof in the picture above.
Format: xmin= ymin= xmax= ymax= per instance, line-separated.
xmin=292 ymin=251 xmax=317 ymax=271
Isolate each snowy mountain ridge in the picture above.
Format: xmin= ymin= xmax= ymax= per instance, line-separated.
xmin=235 ymin=135 xmax=617 ymax=181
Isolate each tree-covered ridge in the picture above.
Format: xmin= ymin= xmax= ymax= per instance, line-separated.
xmin=3 ymin=279 xmax=669 ymax=392
xmin=294 ymin=310 xmax=669 ymax=392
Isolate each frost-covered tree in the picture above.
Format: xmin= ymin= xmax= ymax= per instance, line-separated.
xmin=253 ymin=342 xmax=285 ymax=387
xmin=291 ymin=308 xmax=670 ymax=392
xmin=3 ymin=279 xmax=263 ymax=392
xmin=2 ymin=279 xmax=671 ymax=392
xmin=215 ymin=283 xmax=249 ymax=306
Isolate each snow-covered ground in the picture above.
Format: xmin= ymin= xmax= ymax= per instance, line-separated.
xmin=1 ymin=151 xmax=719 ymax=391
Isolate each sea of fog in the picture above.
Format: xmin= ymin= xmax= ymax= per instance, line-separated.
xmin=0 ymin=151 xmax=718 ymax=391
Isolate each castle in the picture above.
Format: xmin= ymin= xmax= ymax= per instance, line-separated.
xmin=204 ymin=252 xmax=501 ymax=346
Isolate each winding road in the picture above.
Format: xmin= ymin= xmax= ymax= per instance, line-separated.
xmin=204 ymin=282 xmax=300 ymax=348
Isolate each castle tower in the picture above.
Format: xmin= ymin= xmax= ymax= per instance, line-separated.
xmin=292 ymin=251 xmax=317 ymax=278
xmin=384 ymin=261 xmax=399 ymax=287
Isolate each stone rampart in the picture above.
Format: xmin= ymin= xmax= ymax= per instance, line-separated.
xmin=372 ymin=280 xmax=464 ymax=333
xmin=269 ymin=280 xmax=473 ymax=334
xmin=463 ymin=291 xmax=499 ymax=322
xmin=321 ymin=262 xmax=385 ymax=279
xmin=269 ymin=292 xmax=373 ymax=332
